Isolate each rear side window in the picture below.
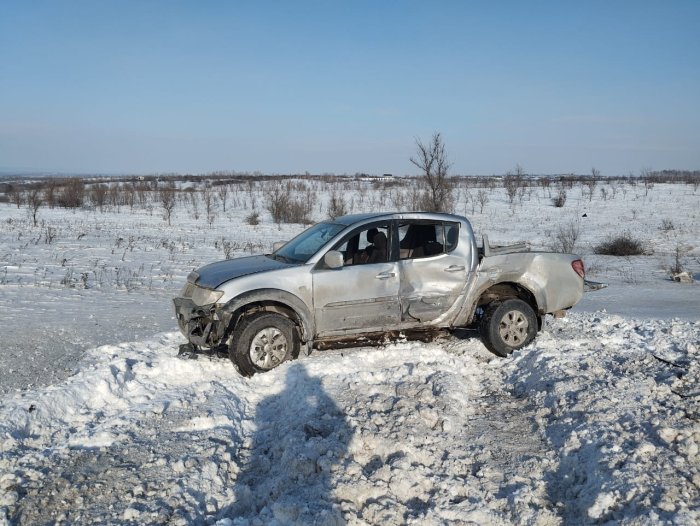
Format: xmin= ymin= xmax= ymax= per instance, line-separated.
xmin=398 ymin=221 xmax=459 ymax=259
xmin=445 ymin=223 xmax=459 ymax=252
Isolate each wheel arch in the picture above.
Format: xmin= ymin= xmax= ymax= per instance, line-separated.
xmin=469 ymin=281 xmax=543 ymax=330
xmin=218 ymin=289 xmax=314 ymax=343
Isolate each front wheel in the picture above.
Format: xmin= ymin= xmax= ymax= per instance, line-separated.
xmin=480 ymin=298 xmax=537 ymax=357
xmin=229 ymin=313 xmax=300 ymax=376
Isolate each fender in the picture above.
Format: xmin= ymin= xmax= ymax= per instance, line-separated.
xmin=217 ymin=288 xmax=315 ymax=342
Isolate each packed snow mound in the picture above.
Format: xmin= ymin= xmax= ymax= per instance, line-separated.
xmin=0 ymin=312 xmax=698 ymax=525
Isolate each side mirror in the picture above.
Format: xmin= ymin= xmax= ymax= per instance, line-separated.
xmin=324 ymin=250 xmax=344 ymax=269
xmin=272 ymin=241 xmax=286 ymax=252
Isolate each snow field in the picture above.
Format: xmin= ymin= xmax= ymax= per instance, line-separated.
xmin=1 ymin=312 xmax=698 ymax=525
xmin=1 ymin=176 xmax=699 ymax=524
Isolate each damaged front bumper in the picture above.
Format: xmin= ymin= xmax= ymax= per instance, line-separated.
xmin=173 ymin=297 xmax=231 ymax=348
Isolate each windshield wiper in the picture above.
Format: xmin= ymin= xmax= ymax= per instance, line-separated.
xmin=271 ymin=253 xmax=294 ymax=264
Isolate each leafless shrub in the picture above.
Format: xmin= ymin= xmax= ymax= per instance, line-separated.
xmin=44 ymin=226 xmax=57 ymax=244
xmin=57 ymin=178 xmax=85 ymax=208
xmin=8 ymin=185 xmax=23 ymax=208
xmin=552 ymin=189 xmax=567 ymax=208
xmin=327 ymin=190 xmax=347 ymax=219
xmin=477 ymin=189 xmax=489 ymax=214
xmin=217 ymin=184 xmax=229 ymax=212
xmin=123 ymin=183 xmax=136 ymax=210
xmin=670 ymin=244 xmax=688 ymax=275
xmin=43 ymin=179 xmax=58 ymax=208
xmin=503 ymin=172 xmax=522 ymax=205
xmin=202 ymin=186 xmax=217 ymax=223
xmin=222 ymin=241 xmax=234 ymax=259
xmin=246 ymin=211 xmax=260 ymax=225
xmin=583 ymin=168 xmax=599 ymax=201
xmin=550 ymin=220 xmax=581 ymax=253
xmin=641 ymin=168 xmax=654 ymax=196
xmin=409 ymin=132 xmax=453 ymax=212
xmin=660 ymin=219 xmax=675 ymax=232
xmin=90 ymin=184 xmax=109 ymax=212
xmin=159 ymin=184 xmax=176 ymax=226
xmin=27 ymin=187 xmax=43 ymax=226
xmin=187 ymin=191 xmax=200 ymax=220
xmin=266 ymin=186 xmax=315 ymax=224
xmin=594 ymin=232 xmax=645 ymax=256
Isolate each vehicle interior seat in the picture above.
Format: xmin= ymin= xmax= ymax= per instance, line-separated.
xmin=368 ymin=231 xmax=387 ymax=263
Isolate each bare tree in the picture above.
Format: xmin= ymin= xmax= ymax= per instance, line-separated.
xmin=90 ymin=184 xmax=109 ymax=212
xmin=159 ymin=184 xmax=176 ymax=226
xmin=410 ymin=132 xmax=453 ymax=212
xmin=585 ymin=168 xmax=599 ymax=201
xmin=201 ymin=185 xmax=217 ymax=225
xmin=8 ymin=185 xmax=23 ymax=208
xmin=27 ymin=187 xmax=43 ymax=226
xmin=503 ymin=165 xmax=524 ymax=205
xmin=217 ymin=184 xmax=229 ymax=212
xmin=58 ymin=178 xmax=85 ymax=208
xmin=477 ymin=189 xmax=490 ymax=214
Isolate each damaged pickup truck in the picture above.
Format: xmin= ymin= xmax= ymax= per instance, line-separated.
xmin=174 ymin=212 xmax=601 ymax=376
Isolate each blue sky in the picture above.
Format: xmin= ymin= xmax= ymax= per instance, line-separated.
xmin=1 ymin=0 xmax=698 ymax=175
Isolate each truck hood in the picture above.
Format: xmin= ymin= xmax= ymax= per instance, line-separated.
xmin=192 ymin=255 xmax=297 ymax=289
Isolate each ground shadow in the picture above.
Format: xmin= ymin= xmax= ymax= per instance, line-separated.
xmin=221 ymin=363 xmax=353 ymax=524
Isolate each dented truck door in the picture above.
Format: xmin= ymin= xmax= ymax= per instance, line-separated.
xmin=397 ymin=221 xmax=470 ymax=323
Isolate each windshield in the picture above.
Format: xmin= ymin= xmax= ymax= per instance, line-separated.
xmin=272 ymin=222 xmax=345 ymax=264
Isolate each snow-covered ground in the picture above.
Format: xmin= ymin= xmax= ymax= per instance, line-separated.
xmin=0 ymin=177 xmax=698 ymax=524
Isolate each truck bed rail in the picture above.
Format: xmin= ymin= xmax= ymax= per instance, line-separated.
xmin=481 ymin=234 xmax=530 ymax=257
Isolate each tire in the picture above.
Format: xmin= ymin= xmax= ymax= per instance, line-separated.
xmin=228 ymin=313 xmax=300 ymax=376
xmin=479 ymin=298 xmax=537 ymax=357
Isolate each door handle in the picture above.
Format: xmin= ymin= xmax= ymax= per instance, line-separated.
xmin=444 ymin=265 xmax=465 ymax=272
xmin=375 ymin=271 xmax=396 ymax=279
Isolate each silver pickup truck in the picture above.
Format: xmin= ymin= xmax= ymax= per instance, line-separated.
xmin=174 ymin=212 xmax=597 ymax=376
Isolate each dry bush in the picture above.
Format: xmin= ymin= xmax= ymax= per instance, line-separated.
xmin=246 ymin=211 xmax=260 ymax=225
xmin=327 ymin=190 xmax=347 ymax=220
xmin=594 ymin=232 xmax=645 ymax=256
xmin=503 ymin=173 xmax=522 ymax=205
xmin=266 ymin=186 xmax=314 ymax=224
xmin=159 ymin=184 xmax=177 ymax=225
xmin=57 ymin=178 xmax=85 ymax=208
xmin=659 ymin=219 xmax=675 ymax=232
xmin=552 ymin=189 xmax=567 ymax=208
xmin=550 ymin=220 xmax=581 ymax=253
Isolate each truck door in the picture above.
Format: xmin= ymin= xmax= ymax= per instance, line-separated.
xmin=312 ymin=222 xmax=400 ymax=336
xmin=397 ymin=221 xmax=468 ymax=323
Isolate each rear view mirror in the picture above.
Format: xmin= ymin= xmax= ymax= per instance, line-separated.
xmin=324 ymin=250 xmax=344 ymax=269
xmin=272 ymin=241 xmax=286 ymax=252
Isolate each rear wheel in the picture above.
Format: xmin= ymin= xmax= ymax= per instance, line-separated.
xmin=229 ymin=313 xmax=300 ymax=376
xmin=480 ymin=298 xmax=537 ymax=357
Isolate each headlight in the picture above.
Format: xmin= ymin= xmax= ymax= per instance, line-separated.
xmin=180 ymin=282 xmax=195 ymax=297
xmin=190 ymin=286 xmax=224 ymax=306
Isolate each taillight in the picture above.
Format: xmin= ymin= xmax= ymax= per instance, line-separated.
xmin=572 ymin=259 xmax=585 ymax=279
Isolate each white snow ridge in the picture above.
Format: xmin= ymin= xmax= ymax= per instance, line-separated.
xmin=0 ymin=313 xmax=698 ymax=525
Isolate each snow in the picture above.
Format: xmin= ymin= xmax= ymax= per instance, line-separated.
xmin=0 ymin=177 xmax=699 ymax=524
xmin=1 ymin=315 xmax=697 ymax=524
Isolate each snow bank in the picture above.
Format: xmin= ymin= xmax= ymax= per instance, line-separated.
xmin=1 ymin=312 xmax=698 ymax=524
xmin=504 ymin=314 xmax=700 ymax=524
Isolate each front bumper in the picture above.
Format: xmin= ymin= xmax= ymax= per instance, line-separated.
xmin=173 ymin=297 xmax=229 ymax=348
